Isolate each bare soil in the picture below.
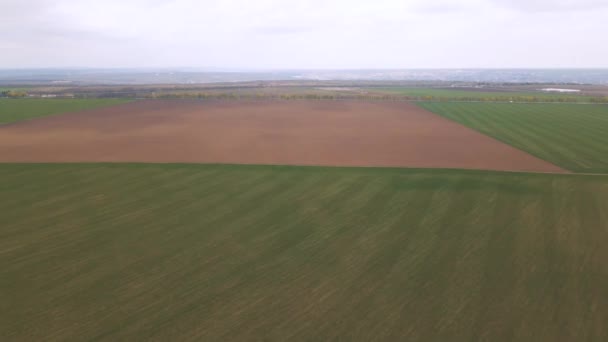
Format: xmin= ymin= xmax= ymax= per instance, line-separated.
xmin=0 ymin=100 xmax=566 ymax=172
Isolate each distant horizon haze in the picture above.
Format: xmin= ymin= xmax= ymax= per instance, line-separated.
xmin=2 ymin=69 xmax=608 ymax=85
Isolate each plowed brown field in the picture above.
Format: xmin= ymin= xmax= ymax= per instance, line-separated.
xmin=0 ymin=100 xmax=565 ymax=172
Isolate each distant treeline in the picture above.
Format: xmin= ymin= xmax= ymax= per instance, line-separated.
xmin=3 ymin=89 xmax=608 ymax=103
xmin=0 ymin=90 xmax=28 ymax=98
xmin=137 ymin=92 xmax=608 ymax=103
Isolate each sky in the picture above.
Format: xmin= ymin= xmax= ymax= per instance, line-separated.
xmin=1 ymin=0 xmax=607 ymax=69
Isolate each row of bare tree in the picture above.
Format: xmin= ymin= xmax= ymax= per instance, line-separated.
xmin=139 ymin=92 xmax=608 ymax=103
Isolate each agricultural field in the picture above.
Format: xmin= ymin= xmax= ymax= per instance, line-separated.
xmin=1 ymin=163 xmax=607 ymax=341
xmin=418 ymin=102 xmax=608 ymax=173
xmin=368 ymin=87 xmax=598 ymax=102
xmin=1 ymin=97 xmax=606 ymax=341
xmin=0 ymin=100 xmax=563 ymax=173
xmin=0 ymin=98 xmax=132 ymax=124
xmin=0 ymin=87 xmax=29 ymax=92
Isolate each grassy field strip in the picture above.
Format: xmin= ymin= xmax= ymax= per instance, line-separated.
xmin=0 ymin=99 xmax=132 ymax=124
xmin=417 ymin=102 xmax=608 ymax=173
xmin=1 ymin=163 xmax=607 ymax=341
xmin=368 ymin=88 xmax=599 ymax=102
xmin=445 ymin=105 xmax=603 ymax=166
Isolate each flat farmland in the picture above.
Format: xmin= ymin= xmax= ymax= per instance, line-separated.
xmin=418 ymin=102 xmax=608 ymax=173
xmin=0 ymin=98 xmax=132 ymax=124
xmin=1 ymin=164 xmax=606 ymax=341
xmin=0 ymin=100 xmax=563 ymax=172
xmin=368 ymin=87 xmax=590 ymax=101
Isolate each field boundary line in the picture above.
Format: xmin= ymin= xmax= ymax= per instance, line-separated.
xmin=1 ymin=162 xmax=607 ymax=177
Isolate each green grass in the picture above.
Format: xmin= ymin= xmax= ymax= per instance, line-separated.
xmin=0 ymin=98 xmax=132 ymax=124
xmin=0 ymin=87 xmax=29 ymax=92
xmin=1 ymin=163 xmax=607 ymax=341
xmin=418 ymin=102 xmax=608 ymax=173
xmin=368 ymin=87 xmax=596 ymax=102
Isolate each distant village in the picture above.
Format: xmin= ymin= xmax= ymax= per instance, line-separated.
xmin=0 ymin=90 xmax=74 ymax=98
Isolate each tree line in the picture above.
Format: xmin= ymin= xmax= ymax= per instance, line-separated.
xmin=140 ymin=92 xmax=608 ymax=103
xmin=2 ymin=89 xmax=607 ymax=103
xmin=0 ymin=90 xmax=28 ymax=98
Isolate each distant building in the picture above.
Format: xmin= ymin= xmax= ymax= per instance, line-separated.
xmin=539 ymin=88 xmax=581 ymax=93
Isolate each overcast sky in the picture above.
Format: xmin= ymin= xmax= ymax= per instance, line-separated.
xmin=1 ymin=0 xmax=607 ymax=69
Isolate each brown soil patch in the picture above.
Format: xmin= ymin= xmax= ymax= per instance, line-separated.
xmin=0 ymin=100 xmax=565 ymax=172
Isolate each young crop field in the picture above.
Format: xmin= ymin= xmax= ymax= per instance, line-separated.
xmin=1 ymin=163 xmax=607 ymax=341
xmin=0 ymin=87 xmax=29 ymax=92
xmin=368 ymin=87 xmax=595 ymax=102
xmin=0 ymin=98 xmax=132 ymax=124
xmin=418 ymin=102 xmax=608 ymax=173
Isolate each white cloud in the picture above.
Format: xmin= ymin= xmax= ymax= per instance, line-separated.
xmin=490 ymin=0 xmax=608 ymax=12
xmin=0 ymin=0 xmax=606 ymax=68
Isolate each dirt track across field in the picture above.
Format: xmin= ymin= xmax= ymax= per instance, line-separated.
xmin=0 ymin=100 xmax=565 ymax=172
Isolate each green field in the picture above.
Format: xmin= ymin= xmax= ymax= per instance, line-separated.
xmin=0 ymin=98 xmax=132 ymax=124
xmin=418 ymin=102 xmax=608 ymax=173
xmin=1 ymin=163 xmax=607 ymax=341
xmin=368 ymin=87 xmax=597 ymax=102
xmin=0 ymin=87 xmax=29 ymax=92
